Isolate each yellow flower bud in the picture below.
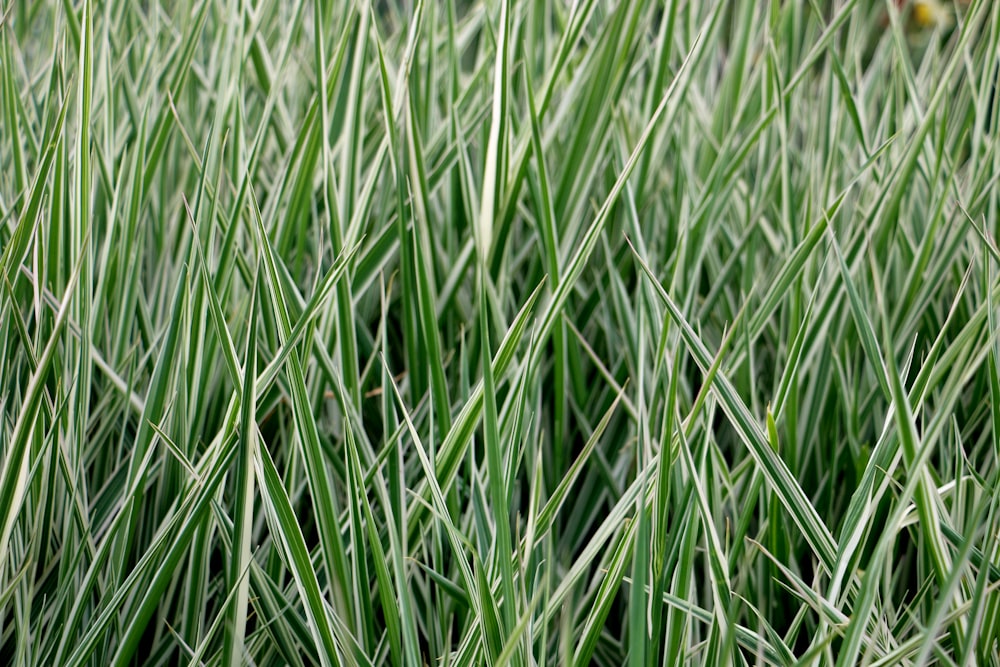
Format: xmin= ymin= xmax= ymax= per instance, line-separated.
xmin=912 ymin=0 xmax=953 ymax=29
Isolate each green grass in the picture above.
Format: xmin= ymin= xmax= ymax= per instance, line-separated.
xmin=2 ymin=0 xmax=1000 ymax=664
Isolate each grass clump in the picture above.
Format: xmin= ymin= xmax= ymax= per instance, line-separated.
xmin=1 ymin=0 xmax=999 ymax=664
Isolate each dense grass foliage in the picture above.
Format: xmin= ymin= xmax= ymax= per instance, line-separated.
xmin=2 ymin=0 xmax=1000 ymax=664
